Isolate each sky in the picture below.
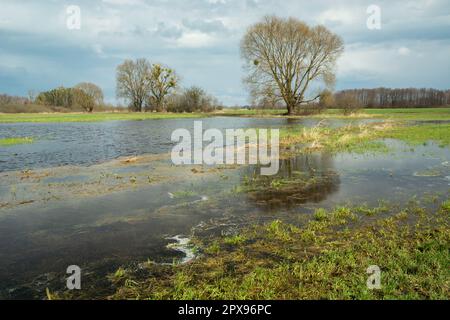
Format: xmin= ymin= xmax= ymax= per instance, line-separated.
xmin=0 ymin=0 xmax=449 ymax=106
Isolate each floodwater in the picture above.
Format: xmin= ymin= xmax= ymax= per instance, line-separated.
xmin=0 ymin=117 xmax=449 ymax=299
xmin=0 ymin=117 xmax=377 ymax=172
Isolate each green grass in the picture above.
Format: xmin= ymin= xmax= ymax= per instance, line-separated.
xmin=383 ymin=124 xmax=450 ymax=147
xmin=279 ymin=122 xmax=450 ymax=154
xmin=280 ymin=122 xmax=393 ymax=154
xmin=109 ymin=201 xmax=450 ymax=300
xmin=0 ymin=112 xmax=208 ymax=123
xmin=219 ymin=107 xmax=450 ymax=121
xmin=364 ymin=108 xmax=450 ymax=120
xmin=1 ymin=108 xmax=449 ymax=123
xmin=0 ymin=137 xmax=34 ymax=146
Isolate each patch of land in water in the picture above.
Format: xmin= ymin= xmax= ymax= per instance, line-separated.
xmin=0 ymin=153 xmax=235 ymax=211
xmin=280 ymin=122 xmax=450 ymax=154
xmin=0 ymin=137 xmax=34 ymax=146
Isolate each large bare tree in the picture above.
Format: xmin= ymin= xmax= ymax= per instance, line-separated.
xmin=116 ymin=58 xmax=152 ymax=112
xmin=241 ymin=16 xmax=344 ymax=115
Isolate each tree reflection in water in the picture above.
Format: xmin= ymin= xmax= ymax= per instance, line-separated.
xmin=243 ymin=153 xmax=340 ymax=209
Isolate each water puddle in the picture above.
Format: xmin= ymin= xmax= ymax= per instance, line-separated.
xmin=166 ymin=236 xmax=196 ymax=264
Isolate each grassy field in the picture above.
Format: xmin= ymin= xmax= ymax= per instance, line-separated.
xmin=220 ymin=107 xmax=450 ymax=120
xmin=0 ymin=112 xmax=208 ymax=123
xmin=109 ymin=201 xmax=449 ymax=300
xmin=1 ymin=107 xmax=450 ymax=123
xmin=279 ymin=122 xmax=450 ymax=154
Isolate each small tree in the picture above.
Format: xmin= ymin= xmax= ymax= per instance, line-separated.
xmin=146 ymin=64 xmax=178 ymax=112
xmin=166 ymin=86 xmax=220 ymax=113
xmin=72 ymin=88 xmax=96 ymax=112
xmin=184 ymin=86 xmax=205 ymax=112
xmin=319 ymin=89 xmax=335 ymax=109
xmin=27 ymin=90 xmax=36 ymax=104
xmin=336 ymin=93 xmax=361 ymax=115
xmin=75 ymin=82 xmax=104 ymax=111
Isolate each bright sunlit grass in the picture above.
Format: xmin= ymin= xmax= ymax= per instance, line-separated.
xmin=0 ymin=137 xmax=34 ymax=146
xmin=0 ymin=112 xmax=208 ymax=123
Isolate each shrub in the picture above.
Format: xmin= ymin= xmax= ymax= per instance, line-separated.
xmin=336 ymin=93 xmax=362 ymax=115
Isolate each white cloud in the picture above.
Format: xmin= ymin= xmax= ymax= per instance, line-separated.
xmin=397 ymin=47 xmax=411 ymax=56
xmin=317 ymin=8 xmax=359 ymax=26
xmin=0 ymin=0 xmax=449 ymax=105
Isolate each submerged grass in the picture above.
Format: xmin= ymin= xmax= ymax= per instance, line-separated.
xmin=110 ymin=201 xmax=449 ymax=300
xmin=280 ymin=122 xmax=393 ymax=154
xmin=280 ymin=122 xmax=450 ymax=154
xmin=0 ymin=137 xmax=34 ymax=146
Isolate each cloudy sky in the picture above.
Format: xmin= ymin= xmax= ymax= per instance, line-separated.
xmin=0 ymin=0 xmax=449 ymax=105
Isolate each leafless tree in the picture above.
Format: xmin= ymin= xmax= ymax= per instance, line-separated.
xmin=27 ymin=90 xmax=36 ymax=104
xmin=241 ymin=16 xmax=344 ymax=115
xmin=116 ymin=58 xmax=152 ymax=112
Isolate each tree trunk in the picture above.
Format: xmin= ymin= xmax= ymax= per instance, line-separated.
xmin=286 ymin=102 xmax=295 ymax=115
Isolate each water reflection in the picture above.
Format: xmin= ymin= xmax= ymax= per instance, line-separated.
xmin=243 ymin=153 xmax=340 ymax=208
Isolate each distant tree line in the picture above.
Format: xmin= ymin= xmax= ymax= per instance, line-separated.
xmin=334 ymin=88 xmax=450 ymax=109
xmin=0 ymin=94 xmax=29 ymax=106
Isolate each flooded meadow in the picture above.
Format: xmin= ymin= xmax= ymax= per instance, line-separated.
xmin=0 ymin=117 xmax=449 ymax=299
